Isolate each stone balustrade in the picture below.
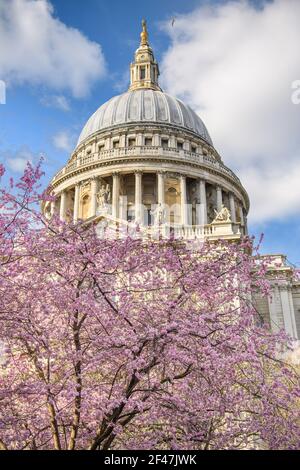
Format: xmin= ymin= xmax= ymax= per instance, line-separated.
xmin=91 ymin=212 xmax=242 ymax=241
xmin=51 ymin=145 xmax=242 ymax=187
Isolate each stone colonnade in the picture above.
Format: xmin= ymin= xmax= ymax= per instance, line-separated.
xmin=57 ymin=170 xmax=245 ymax=228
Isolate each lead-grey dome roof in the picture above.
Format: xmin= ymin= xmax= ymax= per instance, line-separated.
xmin=77 ymin=90 xmax=213 ymax=147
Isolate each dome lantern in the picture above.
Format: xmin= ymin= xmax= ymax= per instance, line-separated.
xmin=129 ymin=19 xmax=161 ymax=92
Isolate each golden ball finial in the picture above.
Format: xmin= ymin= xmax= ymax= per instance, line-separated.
xmin=140 ymin=18 xmax=149 ymax=46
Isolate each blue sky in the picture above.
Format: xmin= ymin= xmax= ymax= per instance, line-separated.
xmin=0 ymin=0 xmax=299 ymax=264
xmin=0 ymin=0 xmax=197 ymax=177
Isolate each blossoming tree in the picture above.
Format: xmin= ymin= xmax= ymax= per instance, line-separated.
xmin=0 ymin=163 xmax=299 ymax=450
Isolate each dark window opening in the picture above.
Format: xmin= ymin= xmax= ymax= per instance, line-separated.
xmin=140 ymin=67 xmax=146 ymax=80
xmin=128 ymin=138 xmax=136 ymax=147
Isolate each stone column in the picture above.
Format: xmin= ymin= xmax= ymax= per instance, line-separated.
xmin=50 ymin=199 xmax=56 ymax=217
xmin=229 ymin=193 xmax=236 ymax=223
xmin=157 ymin=171 xmax=165 ymax=205
xmin=244 ymin=215 xmax=248 ymax=235
xmin=119 ymin=134 xmax=126 ymax=148
xmin=180 ymin=175 xmax=188 ymax=225
xmin=153 ymin=133 xmax=160 ymax=147
xmin=136 ymin=133 xmax=143 ymax=146
xmin=90 ymin=177 xmax=98 ymax=218
xmin=59 ymin=191 xmax=67 ymax=221
xmin=105 ymin=137 xmax=111 ymax=150
xmin=216 ymin=186 xmax=223 ymax=212
xmin=183 ymin=140 xmax=190 ymax=151
xmin=197 ymin=179 xmax=207 ymax=225
xmin=135 ymin=171 xmax=143 ymax=224
xmin=267 ymin=286 xmax=281 ymax=334
xmin=112 ymin=172 xmax=120 ymax=219
xmin=73 ymin=184 xmax=80 ymax=223
xmin=239 ymin=205 xmax=245 ymax=226
xmin=280 ymin=285 xmax=298 ymax=339
xmin=169 ymin=135 xmax=176 ymax=148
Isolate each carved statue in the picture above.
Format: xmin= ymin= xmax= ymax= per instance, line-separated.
xmin=150 ymin=203 xmax=166 ymax=225
xmin=212 ymin=204 xmax=232 ymax=223
xmin=97 ymin=184 xmax=111 ymax=211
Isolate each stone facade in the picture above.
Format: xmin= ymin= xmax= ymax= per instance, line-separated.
xmin=254 ymin=255 xmax=300 ymax=341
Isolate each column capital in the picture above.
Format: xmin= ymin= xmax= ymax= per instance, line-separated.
xmin=165 ymin=171 xmax=180 ymax=179
xmin=82 ymin=177 xmax=91 ymax=185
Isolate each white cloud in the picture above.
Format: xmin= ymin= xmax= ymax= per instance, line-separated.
xmin=0 ymin=0 xmax=106 ymax=97
xmin=52 ymin=130 xmax=74 ymax=152
xmin=113 ymin=69 xmax=130 ymax=93
xmin=1 ymin=146 xmax=37 ymax=173
xmin=7 ymin=157 xmax=30 ymax=173
xmin=40 ymin=94 xmax=70 ymax=111
xmin=161 ymin=0 xmax=300 ymax=223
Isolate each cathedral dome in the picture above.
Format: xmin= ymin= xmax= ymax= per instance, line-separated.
xmin=46 ymin=19 xmax=249 ymax=240
xmin=77 ymin=90 xmax=213 ymax=147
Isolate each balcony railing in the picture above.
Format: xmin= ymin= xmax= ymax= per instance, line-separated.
xmin=52 ymin=146 xmax=242 ymax=186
